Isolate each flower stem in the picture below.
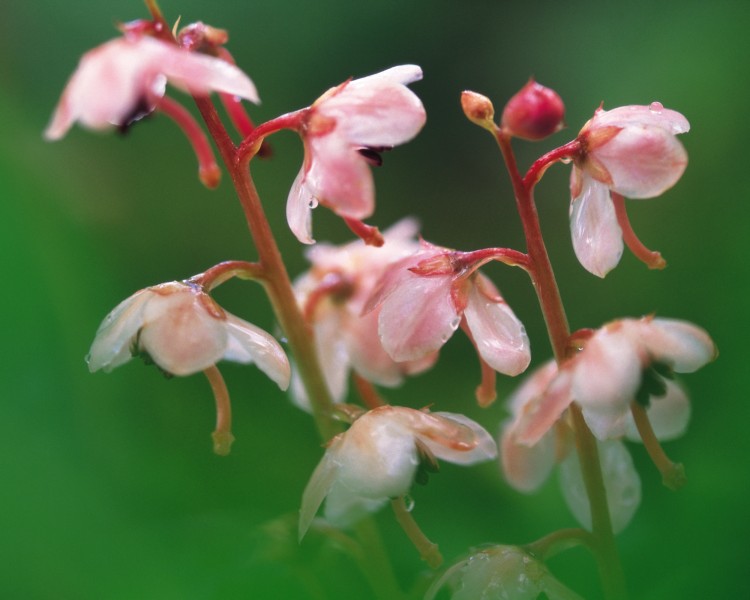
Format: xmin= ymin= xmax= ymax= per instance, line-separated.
xmin=493 ymin=128 xmax=627 ymax=600
xmin=391 ymin=497 xmax=442 ymax=569
xmin=193 ymin=96 xmax=339 ymax=442
xmin=630 ymin=402 xmax=686 ymax=491
xmin=203 ymin=365 xmax=235 ymax=456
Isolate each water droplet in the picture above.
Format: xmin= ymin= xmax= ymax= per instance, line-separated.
xmin=560 ymin=157 xmax=572 ymax=164
xmin=308 ymin=199 xmax=319 ymax=209
xmin=649 ymin=101 xmax=663 ymax=113
xmin=450 ymin=317 xmax=461 ymax=329
xmin=403 ymin=494 xmax=415 ymax=512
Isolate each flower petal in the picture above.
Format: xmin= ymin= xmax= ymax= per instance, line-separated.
xmin=500 ymin=419 xmax=557 ymax=493
xmin=87 ymin=288 xmax=152 ymax=372
xmin=559 ymin=440 xmax=641 ymax=533
xmin=413 ymin=411 xmax=497 ymax=465
xmin=569 ymin=173 xmax=623 ymax=277
xmin=463 ymin=274 xmax=530 ymax=376
xmin=639 ymin=317 xmax=718 ymax=372
xmin=223 ymin=314 xmax=290 ymax=390
xmin=299 ymin=446 xmax=339 ymax=541
xmin=378 ymin=272 xmax=460 ymax=362
xmin=591 ymin=104 xmax=690 ymax=135
xmin=286 ymin=168 xmax=316 ymax=244
xmin=625 ymin=379 xmax=691 ymax=442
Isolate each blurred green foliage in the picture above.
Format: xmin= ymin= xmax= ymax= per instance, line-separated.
xmin=2 ymin=0 xmax=748 ymax=598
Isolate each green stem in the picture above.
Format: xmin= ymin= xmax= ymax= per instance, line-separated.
xmin=194 ymin=97 xmax=338 ymax=441
xmin=493 ymin=128 xmax=627 ymax=600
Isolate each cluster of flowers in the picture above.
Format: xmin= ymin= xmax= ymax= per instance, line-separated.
xmin=48 ymin=5 xmax=716 ymax=592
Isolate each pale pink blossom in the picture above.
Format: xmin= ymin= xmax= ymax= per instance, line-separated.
xmin=426 ymin=545 xmax=583 ymax=600
xmin=570 ymin=103 xmax=689 ymax=276
xmin=287 ymin=65 xmax=426 ymax=244
xmin=365 ymin=242 xmax=530 ymax=386
xmin=45 ymin=35 xmax=259 ymax=140
xmin=87 ymin=281 xmax=290 ymax=387
xmin=513 ymin=316 xmax=715 ymax=444
xmin=299 ymin=406 xmax=496 ymax=539
xmin=292 ymin=219 xmax=435 ymax=407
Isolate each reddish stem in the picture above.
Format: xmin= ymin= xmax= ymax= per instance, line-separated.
xmin=188 ymin=260 xmax=264 ymax=291
xmin=353 ymin=374 xmax=387 ymax=410
xmin=203 ymin=365 xmax=235 ymax=456
xmin=236 ymin=110 xmax=307 ymax=165
xmin=523 ymin=139 xmax=581 ymax=190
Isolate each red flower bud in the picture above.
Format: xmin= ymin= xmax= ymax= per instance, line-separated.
xmin=501 ymin=79 xmax=565 ymax=141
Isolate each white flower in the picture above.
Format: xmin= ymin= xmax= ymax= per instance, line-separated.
xmin=87 ymin=281 xmax=289 ymax=387
xmin=299 ymin=406 xmax=496 ymax=539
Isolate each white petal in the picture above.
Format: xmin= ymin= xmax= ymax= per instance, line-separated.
xmin=625 ymin=379 xmax=691 ymax=442
xmin=312 ymin=311 xmax=351 ymax=402
xmin=640 ymin=317 xmax=717 ymax=372
xmin=464 ymin=275 xmax=530 ymax=376
xmin=569 ymin=174 xmax=623 ymax=277
xmin=322 ymin=481 xmax=387 ymax=528
xmin=87 ymin=288 xmax=152 ymax=372
xmin=559 ymin=440 xmax=641 ymax=533
xmin=223 ymin=314 xmax=290 ymax=390
xmin=592 ymin=104 xmax=690 ymax=135
xmin=286 ymin=168 xmax=316 ymax=244
xmin=299 ymin=447 xmax=339 ymax=541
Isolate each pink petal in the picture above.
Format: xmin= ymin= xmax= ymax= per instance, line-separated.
xmin=321 ymin=65 xmax=426 ymax=146
xmin=591 ymin=104 xmax=690 ymax=135
xmin=638 ymin=317 xmax=717 ymax=372
xmin=559 ymin=440 xmax=641 ymax=533
xmin=378 ymin=272 xmax=460 ymax=362
xmin=313 ymin=310 xmax=352 ymax=402
xmin=569 ymin=173 xmax=623 ymax=277
xmin=413 ymin=411 xmax=497 ymax=465
xmin=299 ymin=445 xmax=339 ymax=540
xmin=223 ymin=314 xmax=291 ymax=390
xmin=515 ymin=368 xmax=573 ymax=446
xmin=595 ymin=125 xmax=688 ymax=198
xmin=500 ymin=419 xmax=557 ymax=493
xmin=463 ymin=275 xmax=530 ymax=376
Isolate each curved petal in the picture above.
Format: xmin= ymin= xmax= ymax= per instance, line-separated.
xmin=591 ymin=105 xmax=690 ymax=135
xmin=223 ymin=314 xmax=291 ymax=390
xmin=569 ymin=174 xmax=623 ymax=277
xmin=87 ymin=288 xmax=152 ymax=372
xmin=515 ymin=368 xmax=573 ymax=446
xmin=559 ymin=440 xmax=641 ymax=533
xmin=378 ymin=272 xmax=460 ymax=362
xmin=413 ymin=411 xmax=497 ymax=465
xmin=322 ymin=65 xmax=426 ymax=146
xmin=596 ymin=126 xmax=688 ymax=198
xmin=299 ymin=447 xmax=339 ymax=541
xmin=306 ymin=134 xmax=374 ymax=219
xmin=286 ymin=168 xmax=316 ymax=244
xmin=138 ymin=290 xmax=227 ymax=376
xmin=463 ymin=275 xmax=530 ymax=376
xmin=639 ymin=317 xmax=717 ymax=372
xmin=625 ymin=379 xmax=691 ymax=442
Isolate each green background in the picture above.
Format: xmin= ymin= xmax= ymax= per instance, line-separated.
xmin=2 ymin=0 xmax=748 ymax=598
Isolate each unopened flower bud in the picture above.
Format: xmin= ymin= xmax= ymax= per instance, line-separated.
xmin=501 ymin=79 xmax=565 ymax=140
xmin=461 ymin=91 xmax=495 ymax=129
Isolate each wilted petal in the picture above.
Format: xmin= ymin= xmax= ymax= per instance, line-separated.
xmin=378 ymin=273 xmax=460 ymax=362
xmin=559 ymin=440 xmax=641 ymax=533
xmin=87 ymin=288 xmax=152 ymax=372
xmin=638 ymin=317 xmax=717 ymax=372
xmin=223 ymin=314 xmax=290 ymax=390
xmin=569 ymin=173 xmax=623 ymax=277
xmin=625 ymin=379 xmax=691 ymax=442
xmin=464 ymin=275 xmax=530 ymax=376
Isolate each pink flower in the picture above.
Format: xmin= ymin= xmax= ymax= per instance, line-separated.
xmin=513 ymin=316 xmax=715 ymax=444
xmin=500 ymin=359 xmax=695 ymax=532
xmin=298 ymin=406 xmax=496 ymax=539
xmin=287 ymin=65 xmax=426 ymax=244
xmin=292 ymin=219 xmax=435 ymax=407
xmin=570 ymin=103 xmax=689 ymax=276
xmin=45 ymin=35 xmax=259 ymax=140
xmin=87 ymin=281 xmax=290 ymax=387
xmin=365 ymin=241 xmax=530 ymax=404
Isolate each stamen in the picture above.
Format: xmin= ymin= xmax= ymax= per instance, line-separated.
xmin=611 ymin=192 xmax=667 ymax=270
xmin=343 ymin=217 xmax=384 ymax=247
xmin=203 ymin=365 xmax=235 ymax=455
xmin=630 ymin=402 xmax=686 ymax=490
